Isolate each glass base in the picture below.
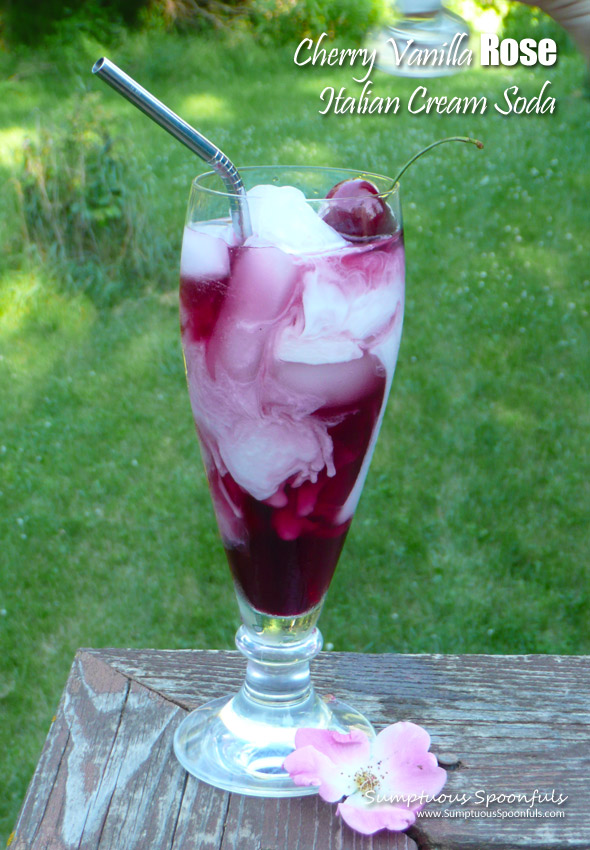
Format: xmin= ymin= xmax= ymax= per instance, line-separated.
xmin=174 ymin=691 xmax=373 ymax=796
xmin=173 ymin=624 xmax=374 ymax=796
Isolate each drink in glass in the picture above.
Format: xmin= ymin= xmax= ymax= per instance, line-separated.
xmin=174 ymin=167 xmax=404 ymax=795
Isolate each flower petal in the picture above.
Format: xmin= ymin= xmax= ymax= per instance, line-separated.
xmin=373 ymin=722 xmax=447 ymax=804
xmin=283 ymin=745 xmax=353 ymax=802
xmin=337 ymin=795 xmax=417 ymax=835
xmin=284 ymin=728 xmax=371 ymax=802
xmin=294 ymin=727 xmax=372 ymax=768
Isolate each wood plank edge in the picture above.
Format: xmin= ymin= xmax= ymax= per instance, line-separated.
xmin=78 ymin=648 xmax=192 ymax=712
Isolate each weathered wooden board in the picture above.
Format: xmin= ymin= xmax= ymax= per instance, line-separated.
xmin=12 ymin=650 xmax=590 ymax=850
xmin=11 ymin=650 xmax=414 ymax=850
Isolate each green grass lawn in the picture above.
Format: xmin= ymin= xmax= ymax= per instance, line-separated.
xmin=1 ymin=29 xmax=589 ymax=837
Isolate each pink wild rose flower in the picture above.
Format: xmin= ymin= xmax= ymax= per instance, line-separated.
xmin=283 ymin=722 xmax=447 ymax=835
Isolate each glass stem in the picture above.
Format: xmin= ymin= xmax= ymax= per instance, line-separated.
xmin=174 ymin=619 xmax=374 ymax=794
xmin=235 ymin=625 xmax=323 ymax=710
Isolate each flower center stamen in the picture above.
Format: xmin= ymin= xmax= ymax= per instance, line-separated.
xmin=354 ymin=768 xmax=380 ymax=796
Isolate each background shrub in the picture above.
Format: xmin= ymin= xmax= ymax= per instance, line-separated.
xmin=2 ymin=0 xmax=385 ymax=45
xmin=12 ymin=93 xmax=173 ymax=307
xmin=248 ymin=0 xmax=385 ymax=44
xmin=2 ymin=0 xmax=578 ymax=50
xmin=1 ymin=0 xmax=143 ymax=44
xmin=500 ymin=2 xmax=574 ymax=53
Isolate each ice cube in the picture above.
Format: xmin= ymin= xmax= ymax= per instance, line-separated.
xmin=346 ymin=287 xmax=400 ymax=340
xmin=229 ymin=246 xmax=298 ymax=321
xmin=218 ymin=418 xmax=330 ymax=501
xmin=181 ymin=226 xmax=230 ymax=281
xmin=246 ymin=185 xmax=347 ymax=254
xmin=207 ymin=468 xmax=246 ymax=546
xmin=340 ymin=240 xmax=404 ymax=291
xmin=299 ymin=272 xmax=349 ymax=341
xmin=275 ymin=354 xmax=383 ymax=408
xmin=371 ymin=310 xmax=404 ymax=379
xmin=336 ymin=383 xmax=389 ymax=525
xmin=210 ymin=246 xmax=298 ymax=382
xmin=277 ymin=330 xmax=362 ymax=365
xmin=276 ymin=269 xmax=360 ymax=364
xmin=275 ymin=264 xmax=400 ymax=366
xmin=210 ymin=323 xmax=265 ymax=383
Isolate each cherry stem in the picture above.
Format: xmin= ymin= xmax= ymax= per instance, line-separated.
xmin=392 ymin=136 xmax=484 ymax=187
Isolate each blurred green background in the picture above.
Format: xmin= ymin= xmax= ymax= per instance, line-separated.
xmin=1 ymin=0 xmax=589 ymax=839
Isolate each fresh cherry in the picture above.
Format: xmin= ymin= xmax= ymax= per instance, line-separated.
xmin=319 ymin=137 xmax=484 ymax=243
xmin=321 ymin=179 xmax=396 ymax=240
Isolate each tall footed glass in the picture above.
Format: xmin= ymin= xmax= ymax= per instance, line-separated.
xmin=173 ymin=166 xmax=405 ymax=796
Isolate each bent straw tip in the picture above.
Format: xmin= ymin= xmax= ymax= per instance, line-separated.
xmin=92 ymin=58 xmax=107 ymax=75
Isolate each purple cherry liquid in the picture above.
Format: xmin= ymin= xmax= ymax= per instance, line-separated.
xmin=180 ymin=183 xmax=405 ymax=617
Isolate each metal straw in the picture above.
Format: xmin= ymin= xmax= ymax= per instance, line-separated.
xmin=92 ymin=57 xmax=251 ymax=241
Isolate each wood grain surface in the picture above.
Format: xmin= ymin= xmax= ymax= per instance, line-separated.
xmin=12 ymin=649 xmax=590 ymax=850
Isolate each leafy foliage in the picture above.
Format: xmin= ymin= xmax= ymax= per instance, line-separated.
xmin=12 ymin=93 xmax=173 ymax=306
xmin=248 ymin=0 xmax=384 ymax=44
xmin=2 ymin=0 xmax=143 ymax=44
xmin=0 ymin=0 xmax=582 ymax=51
xmin=500 ymin=2 xmax=574 ymax=53
xmin=3 ymin=0 xmax=384 ymax=44
xmin=139 ymin=0 xmax=249 ymax=32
